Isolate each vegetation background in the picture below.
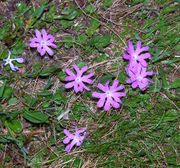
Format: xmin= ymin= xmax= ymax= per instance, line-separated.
xmin=0 ymin=0 xmax=179 ymax=167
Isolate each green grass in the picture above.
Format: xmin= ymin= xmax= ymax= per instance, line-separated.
xmin=0 ymin=0 xmax=179 ymax=167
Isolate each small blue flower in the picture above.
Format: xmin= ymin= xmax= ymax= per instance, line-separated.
xmin=3 ymin=50 xmax=24 ymax=71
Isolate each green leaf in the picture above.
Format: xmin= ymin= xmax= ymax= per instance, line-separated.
xmin=58 ymin=71 xmax=66 ymax=81
xmin=99 ymin=73 xmax=114 ymax=84
xmin=77 ymin=62 xmax=86 ymax=68
xmin=0 ymin=135 xmax=14 ymax=143
xmin=60 ymin=20 xmax=74 ymax=29
xmin=93 ymin=54 xmax=108 ymax=62
xmin=22 ymin=95 xmax=37 ymax=107
xmin=91 ymin=35 xmax=111 ymax=50
xmin=103 ymin=0 xmax=112 ymax=8
xmin=118 ymin=72 xmax=127 ymax=84
xmin=8 ymin=97 xmax=18 ymax=105
xmin=61 ymin=6 xmax=80 ymax=20
xmin=0 ymin=80 xmax=6 ymax=97
xmin=53 ymin=89 xmax=67 ymax=104
xmin=76 ymin=34 xmax=88 ymax=44
xmin=11 ymin=39 xmax=26 ymax=55
xmin=40 ymin=65 xmax=60 ymax=77
xmin=163 ymin=110 xmax=179 ymax=122
xmin=6 ymin=120 xmax=23 ymax=133
xmin=33 ymin=5 xmax=45 ymax=19
xmin=86 ymin=19 xmax=100 ymax=37
xmin=168 ymin=79 xmax=180 ymax=89
xmin=0 ymin=83 xmax=13 ymax=99
xmin=63 ymin=36 xmax=75 ymax=48
xmin=84 ymin=4 xmax=96 ymax=14
xmin=23 ymin=111 xmax=49 ymax=124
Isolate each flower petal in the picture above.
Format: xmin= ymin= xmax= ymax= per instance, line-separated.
xmin=136 ymin=41 xmax=142 ymax=51
xmin=97 ymin=97 xmax=106 ymax=108
xmin=80 ymin=82 xmax=90 ymax=91
xmin=74 ymin=83 xmax=80 ymax=93
xmin=63 ymin=137 xmax=71 ymax=144
xmin=104 ymin=100 xmax=111 ymax=111
xmin=110 ymin=98 xmax=120 ymax=109
xmin=92 ymin=92 xmax=103 ymax=98
xmin=127 ymin=40 xmax=134 ymax=54
xmin=45 ymin=46 xmax=54 ymax=56
xmin=72 ymin=64 xmax=80 ymax=74
xmin=15 ymin=58 xmax=24 ymax=63
xmin=47 ymin=41 xmax=58 ymax=48
xmin=47 ymin=34 xmax=55 ymax=42
xmin=110 ymin=80 xmax=119 ymax=90
xmin=113 ymin=92 xmax=126 ymax=98
xmin=97 ymin=83 xmax=107 ymax=92
xmin=37 ymin=46 xmax=46 ymax=56
xmin=9 ymin=62 xmax=18 ymax=71
xmin=65 ymin=81 xmax=75 ymax=89
xmin=139 ymin=59 xmax=147 ymax=67
xmin=123 ymin=53 xmax=130 ymax=60
xmin=35 ymin=29 xmax=42 ymax=39
xmin=65 ymin=76 xmax=75 ymax=81
xmin=41 ymin=29 xmax=48 ymax=40
xmin=64 ymin=129 xmax=74 ymax=138
xmin=146 ymin=71 xmax=153 ymax=76
xmin=29 ymin=38 xmax=40 ymax=48
xmin=139 ymin=46 xmax=149 ymax=53
xmin=132 ymin=81 xmax=138 ymax=89
xmin=65 ymin=141 xmax=76 ymax=153
xmin=65 ymin=69 xmax=76 ymax=78
xmin=80 ymin=66 xmax=88 ymax=75
xmin=126 ymin=78 xmax=132 ymax=84
xmin=140 ymin=53 xmax=151 ymax=59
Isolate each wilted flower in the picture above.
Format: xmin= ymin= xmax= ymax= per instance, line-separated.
xmin=126 ymin=63 xmax=153 ymax=91
xmin=63 ymin=127 xmax=87 ymax=153
xmin=92 ymin=80 xmax=126 ymax=111
xmin=64 ymin=64 xmax=94 ymax=93
xmin=3 ymin=50 xmax=24 ymax=71
xmin=123 ymin=40 xmax=151 ymax=67
xmin=29 ymin=29 xmax=57 ymax=56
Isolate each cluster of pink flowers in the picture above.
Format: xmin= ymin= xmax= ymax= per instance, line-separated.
xmin=123 ymin=40 xmax=153 ymax=91
xmin=64 ymin=64 xmax=126 ymax=112
xmin=1 ymin=28 xmax=155 ymax=153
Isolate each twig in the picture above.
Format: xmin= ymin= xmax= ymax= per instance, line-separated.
xmin=89 ymin=57 xmax=121 ymax=69
xmin=160 ymin=92 xmax=180 ymax=111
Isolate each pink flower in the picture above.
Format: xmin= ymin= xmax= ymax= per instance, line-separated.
xmin=126 ymin=63 xmax=153 ymax=91
xmin=64 ymin=64 xmax=94 ymax=93
xmin=29 ymin=29 xmax=57 ymax=56
xmin=92 ymin=80 xmax=126 ymax=111
xmin=63 ymin=127 xmax=87 ymax=153
xmin=123 ymin=40 xmax=151 ymax=67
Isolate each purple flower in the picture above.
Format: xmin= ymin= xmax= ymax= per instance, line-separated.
xmin=29 ymin=29 xmax=57 ymax=56
xmin=92 ymin=80 xmax=126 ymax=111
xmin=126 ymin=63 xmax=153 ymax=91
xmin=64 ymin=64 xmax=94 ymax=93
xmin=63 ymin=127 xmax=87 ymax=153
xmin=123 ymin=40 xmax=151 ymax=67
xmin=3 ymin=50 xmax=24 ymax=71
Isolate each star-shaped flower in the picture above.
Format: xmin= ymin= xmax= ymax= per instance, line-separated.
xmin=64 ymin=64 xmax=94 ymax=93
xmin=126 ymin=63 xmax=153 ymax=91
xmin=123 ymin=40 xmax=151 ymax=67
xmin=29 ymin=29 xmax=57 ymax=56
xmin=3 ymin=50 xmax=24 ymax=71
xmin=92 ymin=80 xmax=126 ymax=111
xmin=63 ymin=127 xmax=87 ymax=153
